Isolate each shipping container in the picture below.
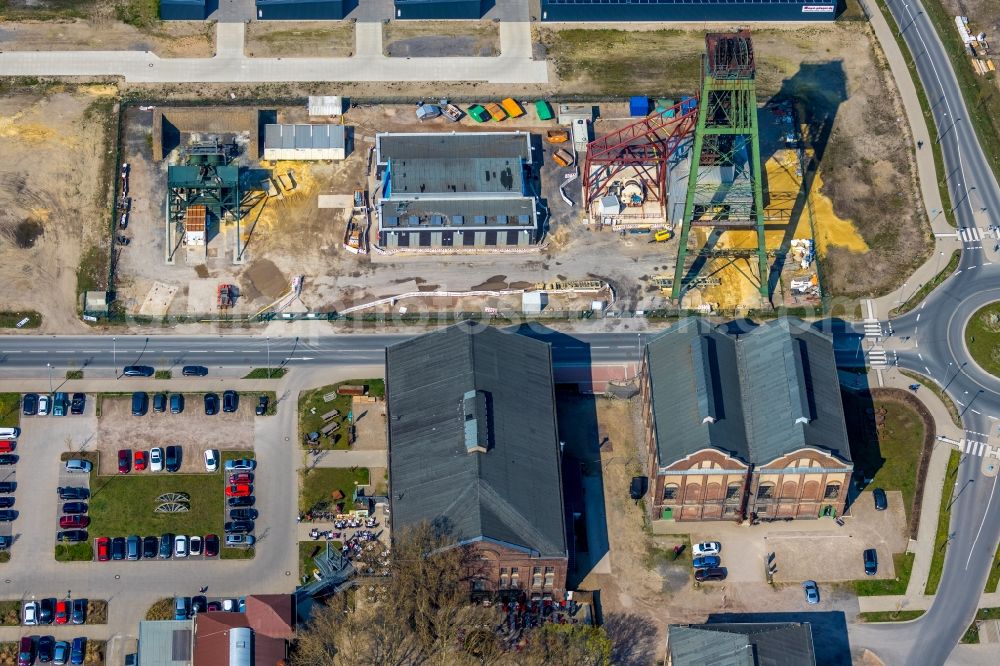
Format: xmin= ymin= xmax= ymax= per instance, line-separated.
xmin=467 ymin=105 xmax=491 ymax=123
xmin=394 ymin=0 xmax=484 ymax=19
xmin=629 ymin=96 xmax=650 ymax=117
xmin=501 ymin=98 xmax=525 ymax=119
xmin=539 ymin=0 xmax=836 ymax=22
xmin=161 ymin=0 xmax=207 ymax=20
xmin=337 ymin=384 xmax=368 ymax=396
xmin=485 ymin=103 xmax=507 ymax=122
xmin=256 ymin=0 xmax=346 ymax=20
xmin=535 ymin=100 xmax=554 ymax=121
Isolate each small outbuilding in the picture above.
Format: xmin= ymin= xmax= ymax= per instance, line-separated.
xmin=394 ymin=0 xmax=484 ymax=19
xmin=263 ymin=124 xmax=348 ymax=161
xmin=160 ymin=0 xmax=207 ymax=20
xmin=256 ymin=0 xmax=347 ymax=20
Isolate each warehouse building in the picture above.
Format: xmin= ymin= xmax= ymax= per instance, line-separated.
xmin=160 ymin=0 xmax=207 ymax=20
xmin=387 ymin=322 xmax=569 ymax=602
xmin=374 ymin=131 xmax=539 ymax=250
xmin=540 ymin=0 xmax=836 ymax=22
xmin=263 ymin=124 xmax=348 ymax=161
xmin=394 ymin=0 xmax=484 ymax=19
xmin=640 ymin=318 xmax=853 ymax=523
xmin=667 ymin=622 xmax=817 ymax=665
xmin=256 ymin=0 xmax=347 ymax=20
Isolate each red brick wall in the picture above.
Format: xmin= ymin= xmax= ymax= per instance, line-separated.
xmin=468 ymin=541 xmax=568 ymax=602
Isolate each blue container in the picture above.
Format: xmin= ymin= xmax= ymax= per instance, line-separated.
xmin=680 ymin=96 xmax=697 ymax=114
xmin=629 ymin=96 xmax=650 ymax=117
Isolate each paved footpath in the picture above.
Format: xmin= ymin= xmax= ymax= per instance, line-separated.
xmin=0 ymin=21 xmax=548 ymax=84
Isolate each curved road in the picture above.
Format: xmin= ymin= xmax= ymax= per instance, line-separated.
xmin=850 ymin=0 xmax=1000 ymax=663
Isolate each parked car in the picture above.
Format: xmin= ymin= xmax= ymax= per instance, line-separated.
xmin=0 ymin=440 xmax=15 ymax=453
xmin=801 ymin=579 xmax=820 ymax=604
xmin=39 ymin=598 xmax=53 ymax=624
xmin=63 ymin=460 xmax=91 ymax=474
xmin=224 ymin=520 xmax=254 ymax=534
xmin=61 ymin=502 xmax=87 ymax=515
xmin=256 ymin=395 xmax=269 ymax=416
xmin=58 ymin=515 xmax=89 ymax=529
xmin=203 ymin=449 xmax=219 ymax=473
xmin=123 ymin=365 xmax=154 ymax=377
xmin=118 ymin=449 xmax=131 ymax=474
xmin=229 ymin=508 xmax=258 ymax=521
xmin=0 ymin=497 xmax=14 ymax=509
xmin=174 ymin=597 xmax=190 ymax=620
xmin=23 ymin=600 xmax=39 ymax=625
xmin=126 ymin=535 xmax=141 ymax=561
xmin=158 ymin=534 xmax=173 ymax=559
xmin=142 ymin=536 xmax=159 ymax=559
xmin=170 ymin=393 xmax=184 ymax=414
xmin=225 ymin=533 xmax=255 ymax=547
xmin=38 ymin=394 xmax=51 ymax=416
xmin=57 ymin=487 xmax=88 ymax=500
xmin=222 ymin=390 xmax=239 ymax=413
xmin=53 ymin=641 xmax=69 ymax=666
xmin=0 ymin=482 xmax=15 ymax=493
xmin=165 ymin=446 xmax=181 ymax=473
xmin=22 ymin=393 xmax=38 ymax=416
xmin=71 ymin=599 xmax=86 ymax=625
xmin=131 ymin=392 xmax=148 ymax=416
xmin=204 ymin=393 xmax=219 ymax=416
xmin=227 ymin=496 xmax=254 ymax=508
xmin=70 ymin=393 xmax=86 ymax=415
xmin=153 ymin=393 xmax=167 ymax=413
xmin=691 ymin=555 xmax=720 ymax=569
xmin=182 ymin=365 xmax=208 ymax=377
xmin=692 ymin=542 xmax=722 ymax=557
xmin=17 ymin=636 xmax=33 ymax=666
xmin=225 ymin=484 xmax=252 ymax=498
xmin=189 ymin=535 xmax=203 ymax=557
xmin=134 ymin=450 xmax=147 ymax=472
xmin=70 ymin=637 xmax=85 ymax=665
xmin=0 ymin=509 xmax=18 ymax=521
xmin=174 ymin=534 xmax=188 ymax=558
xmin=111 ymin=537 xmax=126 ymax=561
xmin=56 ymin=531 xmax=87 ymax=543
xmin=228 ymin=472 xmax=253 ymax=485
xmin=38 ymin=635 xmax=55 ymax=662
xmin=149 ymin=447 xmax=164 ymax=473
xmin=873 ymin=488 xmax=888 ymax=511
xmin=54 ymin=600 xmax=68 ymax=625
xmin=96 ymin=537 xmax=110 ymax=562
xmin=52 ymin=392 xmax=69 ymax=417
xmin=204 ymin=534 xmax=219 ymax=558
xmin=0 ymin=454 xmax=19 ymax=465
xmin=864 ymin=548 xmax=878 ymax=576
xmin=225 ymin=459 xmax=256 ymax=472
xmin=694 ymin=567 xmax=727 ymax=582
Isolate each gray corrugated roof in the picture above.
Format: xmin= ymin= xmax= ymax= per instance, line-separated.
xmin=389 ymin=156 xmax=524 ymax=197
xmin=379 ymin=198 xmax=536 ymax=230
xmin=668 ymin=623 xmax=817 ymax=666
xmin=387 ymin=322 xmax=567 ymax=558
xmin=264 ymin=124 xmax=345 ymax=151
xmin=137 ymin=620 xmax=192 ymax=666
xmin=377 ymin=132 xmax=531 ymax=162
xmin=646 ymin=318 xmax=851 ymax=468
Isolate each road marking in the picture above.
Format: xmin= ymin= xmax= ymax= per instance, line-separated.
xmin=971 ymin=409 xmax=982 ymax=415
xmin=921 ymin=301 xmax=926 ymax=309
xmin=916 ymin=313 xmax=921 ymax=322
xmin=592 ymin=346 xmax=610 ymax=349
xmin=966 ymin=474 xmax=999 ymax=569
xmin=925 ymin=365 xmax=932 ymax=374
xmin=919 ymin=353 xmax=924 ymax=361
xmin=960 ymin=227 xmax=983 ymax=243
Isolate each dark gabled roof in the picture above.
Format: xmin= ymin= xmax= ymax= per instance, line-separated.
xmin=668 ymin=622 xmax=817 ymax=666
xmin=646 ymin=317 xmax=851 ymax=469
xmin=387 ymin=321 xmax=567 ymax=558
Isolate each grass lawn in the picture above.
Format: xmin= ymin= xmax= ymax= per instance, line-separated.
xmin=986 ymin=545 xmax=1000 ymax=593
xmin=243 ymin=368 xmax=287 ymax=379
xmin=926 ymin=450 xmax=962 ymax=595
xmin=966 ymin=302 xmax=1000 ymax=377
xmin=854 ymin=552 xmax=915 ymax=596
xmin=0 ymin=311 xmax=41 ymax=329
xmin=962 ymin=607 xmax=1000 ymax=644
xmin=145 ymin=598 xmax=173 ymax=621
xmin=0 ymin=394 xmax=20 ymax=429
xmin=56 ymin=542 xmax=94 ymax=562
xmin=0 ymin=600 xmax=19 ymax=626
xmin=299 ymin=467 xmax=370 ymax=514
xmin=298 ymin=380 xmax=384 ymax=450
xmin=890 ymin=251 xmax=960 ymax=316
xmin=0 ymin=551 xmax=8 ymax=563
xmin=858 ymin=610 xmax=926 ymax=622
xmin=899 ymin=370 xmax=962 ymax=428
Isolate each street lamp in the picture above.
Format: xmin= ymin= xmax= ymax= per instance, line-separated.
xmin=46 ymin=362 xmax=52 ymax=394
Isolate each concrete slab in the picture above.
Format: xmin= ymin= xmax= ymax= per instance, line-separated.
xmin=138 ymin=281 xmax=178 ymax=317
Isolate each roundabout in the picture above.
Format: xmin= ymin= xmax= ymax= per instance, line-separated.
xmin=964 ymin=301 xmax=1000 ymax=379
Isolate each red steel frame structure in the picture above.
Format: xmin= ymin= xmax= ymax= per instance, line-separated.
xmin=583 ymin=99 xmax=698 ymax=219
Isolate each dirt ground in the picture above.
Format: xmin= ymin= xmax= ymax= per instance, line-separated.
xmin=0 ymin=19 xmax=214 ymax=58
xmin=0 ymin=83 xmax=117 ymax=333
xmin=383 ymin=21 xmax=499 ymax=57
xmin=96 ymin=394 xmax=254 ymax=474
xmin=350 ymin=397 xmax=386 ymax=452
xmin=245 ymin=21 xmax=354 ymax=59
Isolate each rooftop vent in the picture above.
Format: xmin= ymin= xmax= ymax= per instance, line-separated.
xmin=462 ymin=390 xmax=490 ymax=454
xmin=691 ymin=336 xmax=718 ymax=424
xmin=786 ymin=338 xmax=813 ymax=425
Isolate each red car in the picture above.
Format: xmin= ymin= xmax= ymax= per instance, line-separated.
xmin=134 ymin=450 xmax=147 ymax=471
xmin=118 ymin=449 xmax=131 ymax=474
xmin=54 ymin=599 xmax=68 ymax=625
xmin=228 ymin=472 xmax=253 ymax=485
xmin=204 ymin=534 xmax=219 ymax=558
xmin=59 ymin=515 xmax=90 ymax=529
xmin=96 ymin=537 xmax=110 ymax=562
xmin=0 ymin=441 xmax=14 ymax=453
xmin=225 ymin=484 xmax=252 ymax=498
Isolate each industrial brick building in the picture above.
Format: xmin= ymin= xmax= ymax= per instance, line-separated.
xmin=540 ymin=0 xmax=836 ymax=21
xmin=641 ymin=318 xmax=853 ymax=523
xmin=255 ymin=0 xmax=347 ymax=20
xmin=394 ymin=0 xmax=484 ymax=19
xmin=374 ymin=132 xmax=539 ymax=250
xmin=386 ymin=322 xmax=569 ymax=602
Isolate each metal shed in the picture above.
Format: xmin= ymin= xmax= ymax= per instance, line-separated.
xmin=256 ymin=0 xmax=346 ymax=20
xmin=394 ymin=0 xmax=484 ymax=19
xmin=263 ymin=124 xmax=348 ymax=160
xmin=160 ymin=0 xmax=207 ymax=20
xmin=539 ymin=0 xmax=836 ymax=21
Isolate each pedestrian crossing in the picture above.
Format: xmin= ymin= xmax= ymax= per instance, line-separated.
xmin=960 ymin=227 xmax=982 ymax=243
xmin=863 ymin=321 xmax=883 ymax=339
xmin=954 ymin=438 xmax=1000 ymax=461
xmin=868 ymin=347 xmax=888 ymax=368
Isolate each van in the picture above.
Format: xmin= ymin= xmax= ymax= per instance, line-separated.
xmin=0 ymin=428 xmax=19 ymax=440
xmin=131 ymin=392 xmax=148 ymax=416
xmin=126 ymin=535 xmax=141 ymax=561
xmin=170 ymin=393 xmax=184 ymax=414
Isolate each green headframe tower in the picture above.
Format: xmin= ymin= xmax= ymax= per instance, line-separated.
xmin=672 ymin=30 xmax=767 ymax=302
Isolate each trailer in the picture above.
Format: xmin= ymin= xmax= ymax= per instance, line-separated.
xmin=500 ymin=98 xmax=525 ymax=118
xmin=484 ymin=103 xmax=507 ymax=121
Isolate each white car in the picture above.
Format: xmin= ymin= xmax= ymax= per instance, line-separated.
xmin=174 ymin=534 xmax=188 ymax=558
xmin=23 ymin=600 xmax=38 ymax=626
xmin=189 ymin=535 xmax=202 ymax=557
xmin=692 ymin=541 xmax=722 ymax=557
xmin=203 ymin=449 xmax=219 ymax=472
xmin=149 ymin=447 xmax=164 ymax=473
xmin=37 ymin=395 xmax=51 ymax=416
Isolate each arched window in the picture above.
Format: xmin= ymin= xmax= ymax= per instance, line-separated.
xmin=726 ymin=483 xmax=742 ymax=500
xmin=663 ymin=484 xmax=679 ymax=501
xmin=757 ymin=483 xmax=775 ymax=499
xmin=824 ymin=483 xmax=841 ymax=499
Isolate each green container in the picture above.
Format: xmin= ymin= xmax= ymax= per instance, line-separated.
xmin=468 ymin=104 xmax=491 ymax=123
xmin=534 ymin=100 xmax=554 ymax=121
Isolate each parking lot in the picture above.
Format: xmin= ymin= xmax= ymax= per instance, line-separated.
xmin=96 ymin=394 xmax=255 ymax=474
